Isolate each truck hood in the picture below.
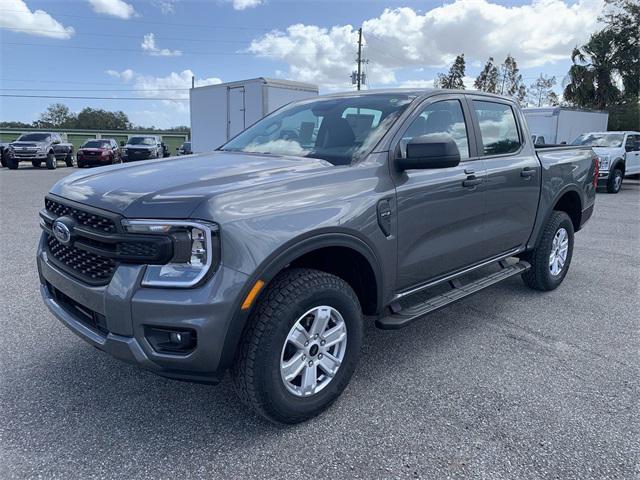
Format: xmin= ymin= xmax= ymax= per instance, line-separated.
xmin=50 ymin=151 xmax=331 ymax=219
xmin=11 ymin=141 xmax=47 ymax=148
xmin=590 ymin=146 xmax=623 ymax=157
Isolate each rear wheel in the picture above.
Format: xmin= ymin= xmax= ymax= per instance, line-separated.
xmin=232 ymin=268 xmax=363 ymax=424
xmin=606 ymin=168 xmax=623 ymax=193
xmin=522 ymin=211 xmax=574 ymax=291
xmin=45 ymin=151 xmax=57 ymax=170
xmin=31 ymin=160 xmax=41 ymax=168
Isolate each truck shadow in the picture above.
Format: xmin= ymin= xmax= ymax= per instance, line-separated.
xmin=2 ymin=278 xmax=533 ymax=458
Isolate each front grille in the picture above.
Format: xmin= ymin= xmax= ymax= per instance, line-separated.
xmin=47 ymin=283 xmax=109 ymax=336
xmin=118 ymin=241 xmax=159 ymax=257
xmin=45 ymin=198 xmax=116 ymax=233
xmin=47 ymin=235 xmax=116 ymax=284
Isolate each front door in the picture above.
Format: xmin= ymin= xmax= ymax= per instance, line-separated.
xmin=467 ymin=98 xmax=540 ymax=257
xmin=624 ymin=134 xmax=640 ymax=175
xmin=391 ymin=96 xmax=488 ymax=291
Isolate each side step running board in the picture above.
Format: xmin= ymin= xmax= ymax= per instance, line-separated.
xmin=376 ymin=261 xmax=530 ymax=330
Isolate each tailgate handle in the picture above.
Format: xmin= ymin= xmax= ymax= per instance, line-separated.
xmin=521 ymin=167 xmax=535 ymax=178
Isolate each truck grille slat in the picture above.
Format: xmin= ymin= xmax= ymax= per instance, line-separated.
xmin=47 ymin=235 xmax=117 ymax=283
xmin=45 ymin=198 xmax=117 ymax=233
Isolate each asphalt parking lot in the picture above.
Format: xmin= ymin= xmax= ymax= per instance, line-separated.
xmin=0 ymin=166 xmax=638 ymax=479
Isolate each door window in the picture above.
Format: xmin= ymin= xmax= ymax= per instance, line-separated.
xmin=625 ymin=134 xmax=640 ymax=152
xmin=398 ymin=99 xmax=470 ymax=159
xmin=472 ymin=101 xmax=520 ymax=155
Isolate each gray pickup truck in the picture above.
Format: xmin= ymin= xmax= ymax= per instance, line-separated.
xmin=6 ymin=132 xmax=74 ymax=169
xmin=37 ymin=90 xmax=597 ymax=423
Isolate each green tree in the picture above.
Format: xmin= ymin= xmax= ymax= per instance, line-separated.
xmin=38 ymin=103 xmax=76 ymax=128
xmin=74 ymin=108 xmax=131 ymax=130
xmin=528 ymin=74 xmax=558 ymax=107
xmin=500 ymin=55 xmax=525 ymax=101
xmin=563 ymin=30 xmax=620 ymax=109
xmin=474 ymin=57 xmax=499 ymax=93
xmin=601 ymin=0 xmax=639 ymax=100
xmin=435 ymin=54 xmax=466 ymax=90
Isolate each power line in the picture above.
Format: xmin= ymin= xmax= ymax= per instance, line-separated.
xmin=0 ymin=9 xmax=272 ymax=31
xmin=0 ymin=41 xmax=253 ymax=55
xmin=0 ymin=26 xmax=254 ymax=44
xmin=1 ymin=87 xmax=191 ymax=92
xmin=0 ymin=94 xmax=188 ymax=101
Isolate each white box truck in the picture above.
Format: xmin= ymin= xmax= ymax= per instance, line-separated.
xmin=190 ymin=77 xmax=318 ymax=153
xmin=523 ymin=107 xmax=609 ymax=145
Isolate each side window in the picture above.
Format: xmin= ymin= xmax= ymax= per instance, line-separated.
xmin=625 ymin=135 xmax=639 ymax=151
xmin=399 ymin=99 xmax=470 ymax=159
xmin=472 ymin=101 xmax=520 ymax=155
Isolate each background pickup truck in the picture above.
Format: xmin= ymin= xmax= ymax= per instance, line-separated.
xmin=37 ymin=90 xmax=597 ymax=424
xmin=6 ymin=132 xmax=74 ymax=170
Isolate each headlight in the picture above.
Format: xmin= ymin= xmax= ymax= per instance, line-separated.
xmin=598 ymin=155 xmax=610 ymax=170
xmin=121 ymin=220 xmax=220 ymax=288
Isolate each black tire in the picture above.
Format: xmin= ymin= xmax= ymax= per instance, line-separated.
xmin=65 ymin=152 xmax=74 ymax=167
xmin=45 ymin=151 xmax=57 ymax=170
xmin=6 ymin=155 xmax=18 ymax=170
xmin=0 ymin=152 xmax=6 ymax=168
xmin=31 ymin=160 xmax=41 ymax=168
xmin=521 ymin=211 xmax=574 ymax=291
xmin=232 ymin=268 xmax=363 ymax=424
xmin=606 ymin=167 xmax=623 ymax=193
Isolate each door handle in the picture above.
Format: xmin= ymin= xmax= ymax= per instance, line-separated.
xmin=463 ymin=175 xmax=483 ymax=187
xmin=521 ymin=167 xmax=535 ymax=178
xmin=464 ymin=168 xmax=475 ymax=175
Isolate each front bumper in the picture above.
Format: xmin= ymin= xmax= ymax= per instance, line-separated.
xmin=37 ymin=234 xmax=249 ymax=383
xmin=12 ymin=152 xmax=47 ymax=160
xmin=77 ymin=155 xmax=112 ymax=165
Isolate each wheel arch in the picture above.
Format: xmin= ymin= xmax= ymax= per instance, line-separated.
xmin=552 ymin=188 xmax=582 ymax=232
xmin=218 ymin=231 xmax=384 ymax=370
xmin=611 ymin=158 xmax=625 ymax=175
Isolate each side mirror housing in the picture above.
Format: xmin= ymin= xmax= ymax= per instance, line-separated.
xmin=396 ymin=135 xmax=461 ymax=171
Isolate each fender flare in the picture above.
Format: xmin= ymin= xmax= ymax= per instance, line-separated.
xmin=528 ymin=185 xmax=583 ymax=249
xmin=609 ymin=157 xmax=625 ymax=174
xmin=218 ymin=230 xmax=385 ymax=369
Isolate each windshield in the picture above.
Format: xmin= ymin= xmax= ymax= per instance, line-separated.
xmin=82 ymin=140 xmax=111 ymax=148
xmin=17 ymin=133 xmax=50 ymax=142
xmin=183 ymin=142 xmax=191 ymax=149
xmin=128 ymin=137 xmax=157 ymax=145
xmin=220 ymin=94 xmax=415 ymax=165
xmin=573 ymin=133 xmax=624 ymax=148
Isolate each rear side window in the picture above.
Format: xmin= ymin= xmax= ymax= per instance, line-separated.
xmin=472 ymin=101 xmax=520 ymax=155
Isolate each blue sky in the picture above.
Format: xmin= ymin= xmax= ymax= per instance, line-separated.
xmin=0 ymin=0 xmax=603 ymax=128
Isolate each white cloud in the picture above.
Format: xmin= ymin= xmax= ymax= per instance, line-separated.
xmin=232 ymin=0 xmax=263 ymax=10
xmin=88 ymin=0 xmax=136 ymax=19
xmin=151 ymin=0 xmax=178 ymax=14
xmin=107 ymin=69 xmax=222 ymax=115
xmin=249 ymin=0 xmax=603 ymax=88
xmin=141 ymin=33 xmax=182 ymax=56
xmin=106 ymin=68 xmax=134 ymax=82
xmin=0 ymin=0 xmax=74 ymax=39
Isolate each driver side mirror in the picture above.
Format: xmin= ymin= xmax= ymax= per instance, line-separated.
xmin=396 ymin=135 xmax=461 ymax=171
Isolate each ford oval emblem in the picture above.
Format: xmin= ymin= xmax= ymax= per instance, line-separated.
xmin=52 ymin=219 xmax=72 ymax=245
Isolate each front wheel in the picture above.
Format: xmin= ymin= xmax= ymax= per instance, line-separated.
xmin=232 ymin=268 xmax=363 ymax=424
xmin=521 ymin=211 xmax=574 ymax=291
xmin=45 ymin=152 xmax=57 ymax=170
xmin=65 ymin=152 xmax=74 ymax=167
xmin=607 ymin=168 xmax=623 ymax=193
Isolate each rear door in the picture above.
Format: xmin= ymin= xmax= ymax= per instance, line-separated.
xmin=467 ymin=97 xmax=540 ymax=256
xmin=391 ymin=95 xmax=488 ymax=291
xmin=228 ymin=86 xmax=246 ymax=139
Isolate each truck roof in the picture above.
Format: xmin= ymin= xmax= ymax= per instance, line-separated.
xmin=319 ymin=88 xmax=517 ymax=102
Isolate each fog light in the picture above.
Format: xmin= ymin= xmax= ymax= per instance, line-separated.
xmin=144 ymin=326 xmax=197 ymax=354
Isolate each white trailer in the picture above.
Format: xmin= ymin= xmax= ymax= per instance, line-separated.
xmin=190 ymin=77 xmax=318 ymax=153
xmin=523 ymin=107 xmax=609 ymax=145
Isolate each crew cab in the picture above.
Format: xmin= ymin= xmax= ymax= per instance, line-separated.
xmin=573 ymin=131 xmax=640 ymax=193
xmin=176 ymin=141 xmax=192 ymax=155
xmin=77 ymin=138 xmax=121 ymax=168
xmin=6 ymin=132 xmax=74 ymax=169
xmin=121 ymin=135 xmax=163 ymax=162
xmin=38 ymin=90 xmax=597 ymax=424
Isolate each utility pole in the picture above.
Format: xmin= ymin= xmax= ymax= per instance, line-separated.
xmin=351 ymin=27 xmax=366 ymax=90
xmin=356 ymin=27 xmax=363 ymax=91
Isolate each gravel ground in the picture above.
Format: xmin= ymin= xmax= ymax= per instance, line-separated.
xmin=1 ymin=166 xmax=638 ymax=480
